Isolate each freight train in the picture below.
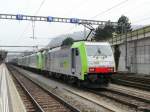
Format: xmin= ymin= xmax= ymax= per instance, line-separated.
xmin=12 ymin=41 xmax=115 ymax=88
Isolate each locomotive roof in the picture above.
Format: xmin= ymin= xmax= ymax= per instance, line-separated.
xmin=84 ymin=41 xmax=110 ymax=45
xmin=48 ymin=41 xmax=110 ymax=52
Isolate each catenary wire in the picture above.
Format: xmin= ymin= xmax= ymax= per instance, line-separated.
xmin=18 ymin=0 xmax=46 ymax=40
xmin=90 ymin=0 xmax=129 ymax=19
xmin=132 ymin=16 xmax=150 ymax=24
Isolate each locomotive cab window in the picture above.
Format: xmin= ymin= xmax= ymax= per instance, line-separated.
xmin=75 ymin=48 xmax=79 ymax=56
xmin=86 ymin=45 xmax=112 ymax=56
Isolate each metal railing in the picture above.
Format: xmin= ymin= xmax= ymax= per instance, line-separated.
xmin=108 ymin=26 xmax=150 ymax=45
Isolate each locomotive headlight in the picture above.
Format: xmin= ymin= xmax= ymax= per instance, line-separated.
xmin=108 ymin=67 xmax=114 ymax=72
xmin=89 ymin=67 xmax=95 ymax=72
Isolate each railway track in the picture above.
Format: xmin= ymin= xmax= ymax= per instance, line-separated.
xmin=9 ymin=65 xmax=150 ymax=112
xmin=10 ymin=68 xmax=41 ymax=112
xmin=111 ymin=75 xmax=150 ymax=91
xmin=11 ymin=65 xmax=118 ymax=112
xmin=64 ymin=88 xmax=116 ymax=112
xmin=113 ymin=75 xmax=150 ymax=84
xmin=8 ymin=65 xmax=80 ymax=112
xmin=88 ymin=88 xmax=150 ymax=112
xmin=111 ymin=78 xmax=150 ymax=91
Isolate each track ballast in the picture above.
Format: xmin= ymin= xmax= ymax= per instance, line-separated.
xmin=8 ymin=65 xmax=80 ymax=112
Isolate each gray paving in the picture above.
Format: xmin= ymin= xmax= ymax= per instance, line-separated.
xmin=0 ymin=63 xmax=26 ymax=112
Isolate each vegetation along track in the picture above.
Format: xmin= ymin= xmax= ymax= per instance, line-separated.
xmin=111 ymin=75 xmax=150 ymax=91
xmin=88 ymin=88 xmax=150 ymax=112
xmin=8 ymin=65 xmax=80 ymax=112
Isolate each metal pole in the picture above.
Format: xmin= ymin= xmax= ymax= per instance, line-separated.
xmin=84 ymin=26 xmax=86 ymax=39
xmin=122 ymin=23 xmax=128 ymax=70
xmin=125 ymin=24 xmax=128 ymax=70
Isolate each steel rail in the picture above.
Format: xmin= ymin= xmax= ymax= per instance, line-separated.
xmin=8 ymin=66 xmax=45 ymax=112
xmin=111 ymin=79 xmax=150 ymax=91
xmin=63 ymin=88 xmax=116 ymax=112
xmin=88 ymin=89 xmax=150 ymax=111
xmin=9 ymin=65 xmax=80 ymax=112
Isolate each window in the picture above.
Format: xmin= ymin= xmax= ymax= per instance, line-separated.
xmin=76 ymin=48 xmax=79 ymax=56
xmin=86 ymin=45 xmax=112 ymax=56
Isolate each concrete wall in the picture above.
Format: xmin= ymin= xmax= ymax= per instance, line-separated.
xmin=117 ymin=37 xmax=150 ymax=74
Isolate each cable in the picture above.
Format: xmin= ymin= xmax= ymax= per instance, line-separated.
xmin=62 ymin=0 xmax=90 ymax=34
xmin=90 ymin=0 xmax=129 ymax=19
xmin=20 ymin=0 xmax=88 ymax=40
xmin=61 ymin=0 xmax=95 ymax=35
xmin=31 ymin=21 xmax=35 ymax=39
xmin=65 ymin=0 xmax=90 ymax=16
xmin=18 ymin=0 xmax=46 ymax=39
xmin=19 ymin=24 xmax=30 ymax=39
xmin=132 ymin=16 xmax=150 ymax=24
xmin=34 ymin=0 xmax=46 ymax=15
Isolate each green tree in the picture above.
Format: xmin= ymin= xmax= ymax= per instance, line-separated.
xmin=61 ymin=37 xmax=74 ymax=46
xmin=94 ymin=22 xmax=115 ymax=41
xmin=117 ymin=15 xmax=132 ymax=34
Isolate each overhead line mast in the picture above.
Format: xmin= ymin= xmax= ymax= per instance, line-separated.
xmin=0 ymin=13 xmax=117 ymax=40
xmin=0 ymin=45 xmax=38 ymax=48
xmin=0 ymin=14 xmax=117 ymax=26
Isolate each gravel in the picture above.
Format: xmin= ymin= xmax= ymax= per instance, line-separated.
xmin=14 ymin=66 xmax=141 ymax=112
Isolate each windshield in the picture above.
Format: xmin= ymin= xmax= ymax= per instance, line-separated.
xmin=86 ymin=45 xmax=112 ymax=56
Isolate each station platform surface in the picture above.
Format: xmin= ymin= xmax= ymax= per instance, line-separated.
xmin=0 ymin=63 xmax=26 ymax=112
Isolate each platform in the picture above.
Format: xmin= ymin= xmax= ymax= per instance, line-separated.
xmin=0 ymin=63 xmax=26 ymax=112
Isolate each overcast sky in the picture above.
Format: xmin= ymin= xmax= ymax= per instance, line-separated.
xmin=0 ymin=0 xmax=150 ymax=52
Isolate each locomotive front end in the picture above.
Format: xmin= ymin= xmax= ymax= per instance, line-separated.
xmin=85 ymin=42 xmax=115 ymax=86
